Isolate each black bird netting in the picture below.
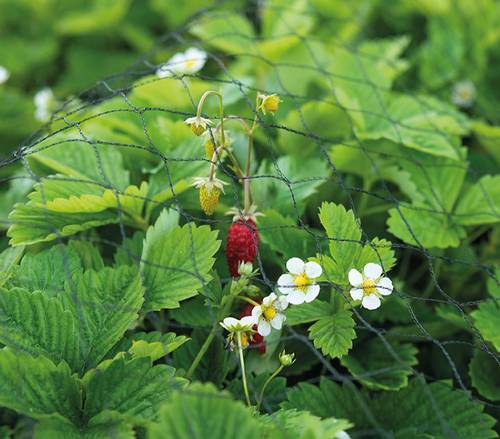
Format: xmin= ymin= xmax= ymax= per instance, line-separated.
xmin=0 ymin=1 xmax=499 ymax=438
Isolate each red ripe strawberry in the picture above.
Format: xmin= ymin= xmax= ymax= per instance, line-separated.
xmin=240 ymin=302 xmax=266 ymax=354
xmin=226 ymin=218 xmax=259 ymax=277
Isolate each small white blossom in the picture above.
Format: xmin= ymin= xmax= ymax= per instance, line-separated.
xmin=34 ymin=87 xmax=55 ymax=122
xmin=220 ymin=316 xmax=256 ymax=350
xmin=156 ymin=47 xmax=207 ymax=78
xmin=184 ymin=116 xmax=213 ymax=136
xmin=348 ymin=262 xmax=393 ymax=310
xmin=277 ymin=257 xmax=322 ymax=305
xmin=452 ymin=80 xmax=476 ymax=108
xmin=251 ymin=293 xmax=288 ymax=336
xmin=0 ymin=66 xmax=10 ymax=84
xmin=335 ymin=432 xmax=351 ymax=439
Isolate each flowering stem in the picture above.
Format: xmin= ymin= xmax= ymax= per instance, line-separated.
xmin=237 ymin=332 xmax=252 ymax=407
xmin=256 ymin=365 xmax=284 ymax=411
xmin=238 ymin=296 xmax=260 ymax=307
xmin=197 ymin=90 xmax=225 ymax=150
xmin=243 ymin=134 xmax=253 ymax=213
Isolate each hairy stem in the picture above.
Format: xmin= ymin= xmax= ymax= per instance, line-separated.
xmin=237 ymin=332 xmax=252 ymax=407
xmin=256 ymin=365 xmax=284 ymax=411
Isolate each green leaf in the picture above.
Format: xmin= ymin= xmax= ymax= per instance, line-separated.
xmin=472 ymin=301 xmax=500 ymax=351
xmin=284 ymin=378 xmax=497 ymax=438
xmin=252 ymin=157 xmax=328 ymax=217
xmin=8 ymin=244 xmax=81 ymax=296
xmin=0 ymin=246 xmax=24 ymax=286
xmin=259 ymin=210 xmax=316 ymax=261
xmin=83 ymin=356 xmax=186 ymax=424
xmin=356 ymin=237 xmax=397 ymax=273
xmin=308 ymin=309 xmax=356 ymax=359
xmin=360 ymin=94 xmax=467 ymax=160
xmin=340 ymin=338 xmax=418 ymax=391
xmin=36 ymin=413 xmax=134 ymax=439
xmin=285 ymin=300 xmax=333 ymax=325
xmin=149 ymin=383 xmax=260 ymax=439
xmin=113 ymin=231 xmax=144 ymax=266
xmin=30 ymin=134 xmax=129 ymax=190
xmin=418 ymin=15 xmax=464 ymax=89
xmin=7 ymin=178 xmax=148 ymax=246
xmin=260 ymin=409 xmax=352 ymax=439
xmin=454 ymin=175 xmax=500 ymax=225
xmin=318 ymin=202 xmax=361 ymax=280
xmin=0 ymin=349 xmax=81 ymax=424
xmin=68 ymin=240 xmax=104 ymax=271
xmin=0 ymin=288 xmax=80 ymax=372
xmin=141 ymin=217 xmax=220 ymax=311
xmin=61 ymin=265 xmax=144 ymax=372
xmin=189 ymin=12 xmax=255 ymax=53
xmin=107 ymin=331 xmax=189 ymax=362
xmin=470 ymin=349 xmax=500 ymax=401
xmin=387 ymin=204 xmax=466 ymax=248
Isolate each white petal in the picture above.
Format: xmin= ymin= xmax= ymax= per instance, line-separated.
xmin=222 ymin=317 xmax=238 ymax=330
xmin=263 ymin=293 xmax=276 ymax=306
xmin=335 ymin=432 xmax=351 ymax=439
xmin=251 ymin=306 xmax=262 ymax=318
xmin=277 ymin=274 xmax=295 ymax=294
xmin=362 ymin=294 xmax=381 ymax=310
xmin=270 ymin=313 xmax=285 ymax=330
xmin=257 ymin=319 xmax=271 ymax=336
xmin=156 ymin=66 xmax=173 ymax=78
xmin=304 ymin=284 xmax=320 ymax=302
xmin=240 ymin=315 xmax=256 ymax=327
xmin=348 ymin=269 xmax=363 ymax=287
xmin=376 ymin=277 xmax=393 ymax=296
xmin=364 ymin=263 xmax=383 ymax=280
xmin=287 ymin=257 xmax=305 ymax=275
xmin=350 ymin=288 xmax=363 ymax=301
xmin=277 ymin=296 xmax=289 ymax=310
xmin=305 ymin=261 xmax=322 ymax=279
xmin=287 ymin=290 xmax=306 ymax=305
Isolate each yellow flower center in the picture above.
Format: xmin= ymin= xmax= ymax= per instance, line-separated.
xmin=294 ymin=273 xmax=310 ymax=292
xmin=240 ymin=332 xmax=249 ymax=348
xmin=263 ymin=305 xmax=277 ymax=321
xmin=184 ymin=59 xmax=197 ymax=70
xmin=362 ymin=279 xmax=377 ymax=295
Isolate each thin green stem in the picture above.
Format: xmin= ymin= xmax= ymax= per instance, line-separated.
xmin=256 ymin=365 xmax=284 ymax=411
xmin=186 ymin=323 xmax=218 ymax=379
xmin=237 ymin=332 xmax=252 ymax=407
xmin=238 ymin=296 xmax=260 ymax=307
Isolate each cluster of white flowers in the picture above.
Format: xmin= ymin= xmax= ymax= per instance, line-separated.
xmin=156 ymin=47 xmax=207 ymax=79
xmin=220 ymin=257 xmax=322 ymax=342
xmin=220 ymin=258 xmax=394 ymax=344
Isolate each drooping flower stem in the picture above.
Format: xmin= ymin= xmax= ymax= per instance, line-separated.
xmin=196 ymin=90 xmax=225 ymax=149
xmin=256 ymin=364 xmax=284 ymax=411
xmin=237 ymin=332 xmax=252 ymax=407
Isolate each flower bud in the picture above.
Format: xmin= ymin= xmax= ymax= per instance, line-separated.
xmin=185 ymin=116 xmax=213 ymax=136
xmin=237 ymin=261 xmax=254 ymax=277
xmin=259 ymin=94 xmax=281 ymax=115
xmin=279 ymin=350 xmax=295 ymax=367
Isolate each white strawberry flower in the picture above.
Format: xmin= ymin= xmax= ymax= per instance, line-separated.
xmin=156 ymin=47 xmax=207 ymax=78
xmin=451 ymin=80 xmax=476 ymax=108
xmin=34 ymin=87 xmax=55 ymax=122
xmin=277 ymin=257 xmax=322 ymax=305
xmin=251 ymin=293 xmax=288 ymax=336
xmin=348 ymin=262 xmax=393 ymax=310
xmin=220 ymin=316 xmax=256 ymax=350
xmin=184 ymin=115 xmax=213 ymax=136
xmin=0 ymin=66 xmax=10 ymax=84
